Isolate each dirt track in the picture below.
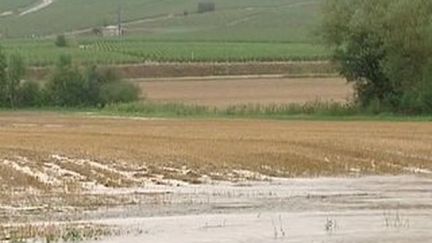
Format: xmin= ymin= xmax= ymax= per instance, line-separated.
xmin=19 ymin=0 xmax=54 ymax=16
xmin=140 ymin=76 xmax=352 ymax=106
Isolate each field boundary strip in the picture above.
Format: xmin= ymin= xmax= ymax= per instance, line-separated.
xmin=26 ymin=61 xmax=337 ymax=80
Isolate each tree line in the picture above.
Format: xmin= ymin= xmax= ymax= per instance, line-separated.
xmin=0 ymin=47 xmax=139 ymax=108
xmin=322 ymin=0 xmax=432 ymax=114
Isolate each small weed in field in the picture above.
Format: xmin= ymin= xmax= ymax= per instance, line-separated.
xmin=324 ymin=217 xmax=337 ymax=233
xmin=0 ymin=223 xmax=113 ymax=243
xmin=10 ymin=237 xmax=27 ymax=243
xmin=383 ymin=209 xmax=410 ymax=230
xmin=62 ymin=228 xmax=83 ymax=242
xmin=272 ymin=215 xmax=286 ymax=239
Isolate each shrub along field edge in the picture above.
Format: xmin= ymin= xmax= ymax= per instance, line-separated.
xmin=0 ymin=50 xmax=140 ymax=109
xmin=100 ymin=101 xmax=432 ymax=121
xmin=1 ymin=100 xmax=432 ymax=121
xmin=26 ymin=61 xmax=338 ymax=80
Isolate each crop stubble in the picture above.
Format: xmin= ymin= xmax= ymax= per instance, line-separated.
xmin=0 ymin=113 xmax=431 ymax=228
xmin=0 ymin=113 xmax=431 ymax=189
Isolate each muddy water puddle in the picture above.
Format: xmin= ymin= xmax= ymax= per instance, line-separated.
xmin=91 ymin=176 xmax=432 ymax=243
xmin=87 ymin=176 xmax=432 ymax=242
xmin=3 ymin=175 xmax=431 ymax=242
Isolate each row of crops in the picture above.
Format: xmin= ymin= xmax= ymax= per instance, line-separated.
xmin=2 ymin=39 xmax=330 ymax=66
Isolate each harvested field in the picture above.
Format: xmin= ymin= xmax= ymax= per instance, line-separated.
xmin=0 ymin=113 xmax=431 ymax=242
xmin=139 ymin=76 xmax=353 ymax=106
xmin=0 ymin=113 xmax=431 ymax=185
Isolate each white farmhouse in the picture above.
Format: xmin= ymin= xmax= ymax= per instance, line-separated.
xmin=102 ymin=25 xmax=124 ymax=37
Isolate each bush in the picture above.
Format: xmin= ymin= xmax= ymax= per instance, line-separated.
xmin=17 ymin=81 xmax=43 ymax=107
xmin=418 ymin=64 xmax=432 ymax=113
xmin=198 ymin=2 xmax=215 ymax=13
xmin=45 ymin=55 xmax=139 ymax=107
xmin=45 ymin=55 xmax=87 ymax=106
xmin=100 ymin=81 xmax=140 ymax=105
xmin=399 ymin=74 xmax=432 ymax=114
xmin=0 ymin=52 xmax=139 ymax=109
xmin=55 ymin=35 xmax=67 ymax=47
xmin=92 ymin=27 xmax=102 ymax=36
xmin=83 ymin=65 xmax=140 ymax=106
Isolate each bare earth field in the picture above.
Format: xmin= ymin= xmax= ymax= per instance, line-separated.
xmin=139 ymin=76 xmax=353 ymax=106
xmin=0 ymin=113 xmax=431 ymax=242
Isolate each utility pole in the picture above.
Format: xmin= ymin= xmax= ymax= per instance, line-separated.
xmin=117 ymin=1 xmax=123 ymax=36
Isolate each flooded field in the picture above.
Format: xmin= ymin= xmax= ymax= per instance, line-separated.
xmin=2 ymin=175 xmax=431 ymax=242
xmin=87 ymin=175 xmax=432 ymax=243
xmin=0 ymin=113 xmax=431 ymax=242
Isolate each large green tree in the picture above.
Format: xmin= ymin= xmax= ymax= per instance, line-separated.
xmin=45 ymin=55 xmax=87 ymax=107
xmin=322 ymin=0 xmax=432 ymax=113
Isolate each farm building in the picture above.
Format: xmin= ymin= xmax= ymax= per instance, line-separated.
xmin=102 ymin=25 xmax=124 ymax=37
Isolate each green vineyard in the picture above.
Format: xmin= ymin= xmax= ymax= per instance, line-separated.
xmin=2 ymin=38 xmax=330 ymax=66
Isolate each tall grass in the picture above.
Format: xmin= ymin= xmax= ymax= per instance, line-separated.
xmin=103 ymin=101 xmax=360 ymax=118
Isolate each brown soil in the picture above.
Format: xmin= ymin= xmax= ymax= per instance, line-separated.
xmin=139 ymin=76 xmax=353 ymax=106
xmin=0 ymin=113 xmax=431 ymax=186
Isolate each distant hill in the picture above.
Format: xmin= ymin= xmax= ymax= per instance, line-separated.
xmin=0 ymin=0 xmax=323 ymax=42
xmin=0 ymin=0 xmax=37 ymax=13
xmin=0 ymin=0 xmax=327 ymax=66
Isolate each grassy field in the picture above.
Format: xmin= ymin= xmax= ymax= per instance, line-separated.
xmin=124 ymin=0 xmax=322 ymax=42
xmin=2 ymin=39 xmax=330 ymax=66
xmin=0 ymin=0 xmax=322 ymax=41
xmin=0 ymin=0 xmax=328 ymax=65
xmin=0 ymin=0 xmax=36 ymax=13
